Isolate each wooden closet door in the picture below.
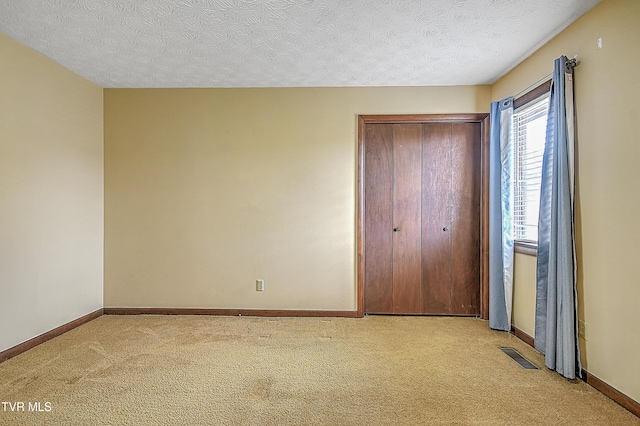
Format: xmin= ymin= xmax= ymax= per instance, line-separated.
xmin=392 ymin=124 xmax=422 ymax=314
xmin=364 ymin=123 xmax=422 ymax=314
xmin=421 ymin=123 xmax=480 ymax=315
xmin=364 ymin=124 xmax=394 ymax=313
xmin=363 ymin=119 xmax=480 ymax=316
xmin=421 ymin=123 xmax=453 ymax=314
xmin=450 ymin=123 xmax=481 ymax=315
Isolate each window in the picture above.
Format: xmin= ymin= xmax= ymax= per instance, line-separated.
xmin=513 ymin=84 xmax=550 ymax=248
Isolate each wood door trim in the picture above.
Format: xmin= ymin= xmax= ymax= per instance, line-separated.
xmin=357 ymin=117 xmax=366 ymax=317
xmin=357 ymin=114 xmax=490 ymax=319
xmin=480 ymin=115 xmax=490 ymax=320
xmin=360 ymin=114 xmax=489 ymax=124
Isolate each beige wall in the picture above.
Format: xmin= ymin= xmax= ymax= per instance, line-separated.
xmin=0 ymin=33 xmax=104 ymax=352
xmin=512 ymin=254 xmax=537 ymax=336
xmin=492 ymin=0 xmax=640 ymax=403
xmin=104 ymin=86 xmax=490 ymax=310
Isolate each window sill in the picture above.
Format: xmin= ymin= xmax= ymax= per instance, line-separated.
xmin=515 ymin=242 xmax=537 ymax=256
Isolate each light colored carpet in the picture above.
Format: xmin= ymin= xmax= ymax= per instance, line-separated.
xmin=1 ymin=315 xmax=638 ymax=425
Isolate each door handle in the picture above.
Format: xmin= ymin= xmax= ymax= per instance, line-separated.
xmin=393 ymin=227 xmax=400 ymax=232
xmin=443 ymin=227 xmax=448 ymax=232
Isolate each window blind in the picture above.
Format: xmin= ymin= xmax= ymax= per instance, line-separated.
xmin=513 ymin=95 xmax=549 ymax=243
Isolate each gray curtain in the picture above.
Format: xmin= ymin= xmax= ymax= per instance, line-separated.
xmin=489 ymin=97 xmax=514 ymax=331
xmin=534 ymin=56 xmax=580 ymax=379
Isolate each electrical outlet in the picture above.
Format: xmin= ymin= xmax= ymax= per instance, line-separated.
xmin=578 ymin=320 xmax=588 ymax=341
xmin=256 ymin=279 xmax=265 ymax=292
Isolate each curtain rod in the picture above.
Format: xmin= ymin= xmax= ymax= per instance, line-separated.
xmin=513 ymin=57 xmax=578 ymax=100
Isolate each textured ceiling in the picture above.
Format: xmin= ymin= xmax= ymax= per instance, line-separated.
xmin=0 ymin=0 xmax=600 ymax=88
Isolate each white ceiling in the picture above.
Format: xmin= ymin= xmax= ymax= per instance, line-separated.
xmin=0 ymin=0 xmax=600 ymax=88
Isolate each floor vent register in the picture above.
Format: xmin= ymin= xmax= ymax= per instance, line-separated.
xmin=500 ymin=347 xmax=539 ymax=370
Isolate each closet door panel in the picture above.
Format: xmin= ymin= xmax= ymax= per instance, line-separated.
xmin=450 ymin=123 xmax=481 ymax=315
xmin=364 ymin=124 xmax=394 ymax=313
xmin=421 ymin=123 xmax=452 ymax=314
xmin=392 ymin=124 xmax=422 ymax=314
